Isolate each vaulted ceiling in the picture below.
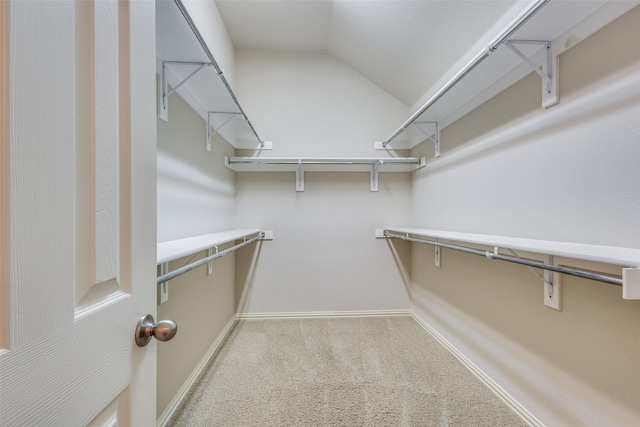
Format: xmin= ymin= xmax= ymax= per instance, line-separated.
xmin=214 ymin=0 xmax=530 ymax=106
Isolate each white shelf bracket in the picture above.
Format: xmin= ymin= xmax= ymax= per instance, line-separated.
xmin=622 ymin=268 xmax=640 ymax=300
xmin=207 ymin=112 xmax=241 ymax=151
xmin=434 ymin=241 xmax=441 ymax=268
xmin=507 ymin=249 xmax=561 ymax=310
xmin=159 ymin=61 xmax=212 ymax=121
xmin=370 ymin=162 xmax=380 ymax=192
xmin=158 ymin=263 xmax=170 ymax=304
xmin=413 ymin=122 xmax=440 ymax=158
xmin=544 ymin=255 xmax=562 ymax=311
xmin=505 ymin=40 xmax=558 ymax=108
xmin=296 ymin=159 xmax=304 ymax=192
xmin=207 ymin=247 xmax=218 ymax=276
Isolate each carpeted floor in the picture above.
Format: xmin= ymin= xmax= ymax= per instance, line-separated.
xmin=168 ymin=316 xmax=528 ymax=426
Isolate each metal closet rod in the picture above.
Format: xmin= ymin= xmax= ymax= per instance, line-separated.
xmin=157 ymin=232 xmax=265 ymax=285
xmin=384 ymin=231 xmax=623 ymax=287
xmin=383 ymin=0 xmax=550 ymax=147
xmin=173 ymin=0 xmax=264 ymax=148
xmin=228 ymin=158 xmax=422 ymax=165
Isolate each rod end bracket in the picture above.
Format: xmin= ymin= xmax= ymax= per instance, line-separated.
xmin=622 ymin=268 xmax=640 ymax=300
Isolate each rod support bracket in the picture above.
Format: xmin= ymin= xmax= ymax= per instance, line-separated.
xmin=544 ymin=255 xmax=562 ymax=310
xmin=370 ymin=162 xmax=381 ymax=192
xmin=296 ymin=159 xmax=304 ymax=192
xmin=207 ymin=248 xmax=216 ymax=275
xmin=158 ymin=263 xmax=170 ymax=304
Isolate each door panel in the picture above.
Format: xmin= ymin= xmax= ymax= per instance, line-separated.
xmin=8 ymin=0 xmax=76 ymax=346
xmin=0 ymin=1 xmax=156 ymax=425
xmin=0 ymin=0 xmax=10 ymax=350
xmin=1 ymin=295 xmax=132 ymax=425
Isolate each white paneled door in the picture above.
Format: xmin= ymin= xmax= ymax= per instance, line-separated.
xmin=0 ymin=1 xmax=157 ymax=425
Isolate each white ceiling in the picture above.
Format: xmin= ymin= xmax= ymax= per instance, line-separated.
xmin=214 ymin=0 xmax=528 ymax=106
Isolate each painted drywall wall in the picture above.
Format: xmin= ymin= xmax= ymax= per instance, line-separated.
xmin=409 ymin=0 xmax=532 ymax=112
xmin=156 ymin=250 xmax=236 ymax=420
xmin=410 ymin=8 xmax=640 ymax=247
xmin=409 ymin=6 xmax=640 ymax=425
xmin=156 ymin=87 xmax=238 ymax=418
xmin=234 ymin=50 xmax=410 ymax=156
xmin=233 ymin=51 xmax=413 ymax=313
xmin=157 ymin=83 xmax=236 ymax=242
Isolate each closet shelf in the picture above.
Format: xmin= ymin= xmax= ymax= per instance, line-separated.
xmin=225 ymin=157 xmax=425 ymax=172
xmin=383 ymin=227 xmax=640 ymax=300
xmin=225 ymin=157 xmax=425 ymax=192
xmin=157 ymin=229 xmax=262 ymax=265
xmin=379 ymin=0 xmax=638 ymax=151
xmin=156 ymin=0 xmax=268 ymax=150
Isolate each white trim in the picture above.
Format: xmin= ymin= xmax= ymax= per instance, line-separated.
xmin=235 ymin=309 xmax=413 ymax=320
xmin=156 ymin=315 xmax=237 ymax=427
xmin=408 ymin=310 xmax=544 ymax=427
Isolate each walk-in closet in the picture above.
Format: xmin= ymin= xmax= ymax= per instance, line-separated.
xmin=150 ymin=1 xmax=640 ymax=425
xmin=1 ymin=0 xmax=638 ymax=426
xmin=153 ymin=1 xmax=640 ymax=425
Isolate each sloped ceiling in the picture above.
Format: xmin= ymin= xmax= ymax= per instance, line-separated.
xmin=214 ymin=0 xmax=528 ymax=106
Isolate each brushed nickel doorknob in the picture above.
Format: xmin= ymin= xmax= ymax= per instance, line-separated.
xmin=135 ymin=314 xmax=178 ymax=347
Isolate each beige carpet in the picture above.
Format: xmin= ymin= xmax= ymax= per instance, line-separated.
xmin=168 ymin=316 xmax=528 ymax=426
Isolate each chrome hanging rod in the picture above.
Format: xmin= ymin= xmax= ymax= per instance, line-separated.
xmin=382 ymin=0 xmax=550 ymax=147
xmin=173 ymin=0 xmax=265 ymax=148
xmin=384 ymin=231 xmax=623 ymax=287
xmin=157 ymin=232 xmax=264 ymax=285
xmin=227 ymin=158 xmax=423 ymax=166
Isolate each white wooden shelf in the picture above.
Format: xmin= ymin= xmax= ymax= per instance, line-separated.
xmin=156 ymin=0 xmax=267 ymax=150
xmin=157 ymin=229 xmax=262 ymax=265
xmin=380 ymin=0 xmax=639 ymax=150
xmin=384 ymin=227 xmax=640 ymax=301
xmin=225 ymin=156 xmax=425 ymax=192
xmin=385 ymin=227 xmax=640 ymax=267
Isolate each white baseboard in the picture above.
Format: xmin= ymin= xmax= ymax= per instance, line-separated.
xmin=408 ymin=310 xmax=544 ymax=427
xmin=156 ymin=315 xmax=237 ymax=427
xmin=235 ymin=309 xmax=413 ymax=320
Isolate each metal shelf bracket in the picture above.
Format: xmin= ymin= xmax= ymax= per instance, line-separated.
xmin=370 ymin=161 xmax=381 ymax=192
xmin=505 ymin=40 xmax=558 ymax=108
xmin=413 ymin=122 xmax=440 ymax=158
xmin=296 ymin=159 xmax=304 ymax=192
xmin=207 ymin=112 xmax=242 ymax=151
xmin=507 ymin=248 xmax=561 ymax=310
xmin=158 ymin=263 xmax=170 ymax=304
xmin=207 ymin=247 xmax=218 ymax=275
xmin=159 ymin=61 xmax=212 ymax=121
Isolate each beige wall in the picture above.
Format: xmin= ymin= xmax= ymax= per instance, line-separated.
xmin=409 ymin=6 xmax=640 ymax=425
xmin=156 ymin=87 xmax=238 ymax=417
xmin=232 ymin=51 xmax=413 ymax=314
xmin=156 ymin=250 xmax=236 ymax=419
